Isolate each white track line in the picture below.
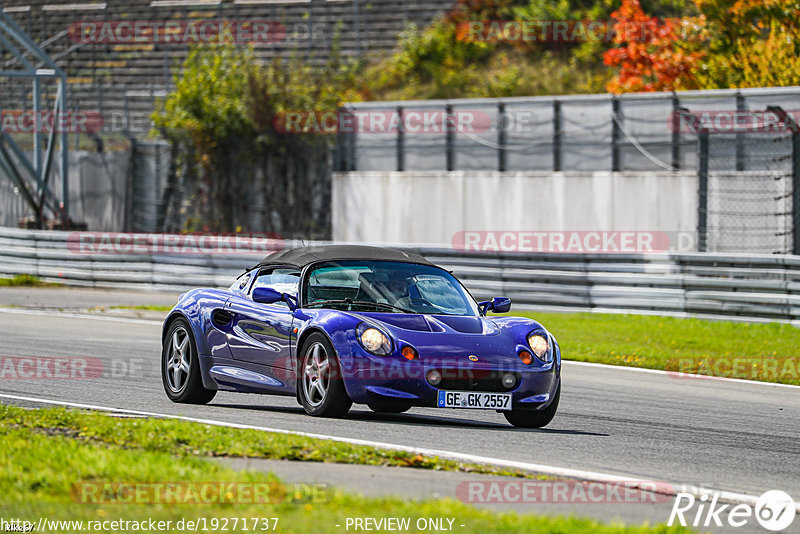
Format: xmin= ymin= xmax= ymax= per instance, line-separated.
xmin=3 ymin=307 xmax=797 ymax=390
xmin=0 ymin=392 xmax=785 ymax=507
xmin=564 ymin=361 xmax=800 ymax=390
xmin=0 ymin=307 xmax=161 ymax=325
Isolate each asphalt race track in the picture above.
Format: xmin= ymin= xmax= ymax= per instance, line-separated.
xmin=0 ymin=296 xmax=799 ymax=527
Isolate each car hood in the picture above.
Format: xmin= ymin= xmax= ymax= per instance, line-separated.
xmin=354 ymin=312 xmax=500 ymax=336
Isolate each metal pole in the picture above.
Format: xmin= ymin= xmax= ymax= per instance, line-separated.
xmin=348 ymin=109 xmax=356 ymax=171
xmin=698 ymin=130 xmax=709 ymax=252
xmin=334 ymin=107 xmax=344 ymax=172
xmin=497 ymin=102 xmax=506 ymax=172
xmin=59 ymin=75 xmax=69 ymax=228
xmin=671 ymin=94 xmax=680 ymax=170
xmin=553 ymin=100 xmax=561 ymax=171
xmin=396 ymin=106 xmax=404 ymax=172
xmin=793 ymin=129 xmax=800 ymax=255
xmin=736 ymin=93 xmax=745 ymax=171
xmin=611 ymin=96 xmax=621 ymax=172
xmin=32 ymin=75 xmax=42 ymax=178
xmin=445 ymin=104 xmax=454 ymax=171
xmin=97 ymin=76 xmax=103 ymax=125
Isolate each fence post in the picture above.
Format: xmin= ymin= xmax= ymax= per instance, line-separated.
xmin=736 ymin=93 xmax=745 ymax=171
xmin=553 ymin=100 xmax=561 ymax=172
xmin=396 ymin=106 xmax=404 ymax=172
xmin=446 ymin=104 xmax=454 ymax=171
xmin=497 ymin=102 xmax=506 ymax=172
xmin=32 ymin=75 xmax=41 ymax=177
xmin=698 ymin=130 xmax=709 ymax=252
xmin=334 ymin=107 xmax=344 ymax=172
xmin=349 ymin=123 xmax=356 ymax=172
xmin=338 ymin=108 xmax=356 ymax=172
xmin=611 ymin=96 xmax=621 ymax=171
xmin=671 ymin=93 xmax=680 ymax=170
xmin=793 ymin=129 xmax=800 ymax=255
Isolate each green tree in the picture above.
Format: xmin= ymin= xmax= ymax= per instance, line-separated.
xmin=153 ymin=45 xmax=258 ymax=232
xmin=693 ymin=0 xmax=800 ymax=88
xmin=153 ymin=44 xmax=364 ymax=235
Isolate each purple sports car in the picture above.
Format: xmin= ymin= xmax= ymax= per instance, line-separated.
xmin=161 ymin=245 xmax=561 ymax=427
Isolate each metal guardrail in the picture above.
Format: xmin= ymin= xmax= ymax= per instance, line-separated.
xmin=1 ymin=227 xmax=799 ymax=323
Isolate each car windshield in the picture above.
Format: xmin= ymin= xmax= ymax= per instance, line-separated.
xmin=303 ymin=260 xmax=480 ymax=316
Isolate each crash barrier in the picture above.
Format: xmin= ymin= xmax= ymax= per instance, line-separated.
xmin=1 ymin=226 xmax=799 ymax=322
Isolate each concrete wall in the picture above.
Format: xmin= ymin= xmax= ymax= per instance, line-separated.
xmin=332 ymin=171 xmax=698 ymax=248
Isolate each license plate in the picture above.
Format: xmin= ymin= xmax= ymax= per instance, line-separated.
xmin=436 ymin=390 xmax=512 ymax=411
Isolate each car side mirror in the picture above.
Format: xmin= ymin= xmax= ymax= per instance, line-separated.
xmin=252 ymin=287 xmax=283 ymax=305
xmin=252 ymin=287 xmax=298 ymax=311
xmin=491 ymin=296 xmax=511 ymax=313
xmin=478 ymin=296 xmax=512 ymax=315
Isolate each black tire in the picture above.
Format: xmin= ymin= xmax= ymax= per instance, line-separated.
xmin=297 ymin=333 xmax=352 ymax=417
xmin=503 ymin=383 xmax=560 ymax=428
xmin=367 ymin=401 xmax=412 ymax=414
xmin=162 ymin=318 xmax=216 ymax=404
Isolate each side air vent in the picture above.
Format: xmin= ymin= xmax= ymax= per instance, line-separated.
xmin=211 ymin=309 xmax=233 ymax=328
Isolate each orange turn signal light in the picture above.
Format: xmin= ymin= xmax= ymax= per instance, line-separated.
xmin=402 ymin=346 xmax=418 ymax=361
xmin=518 ymin=350 xmax=533 ymax=365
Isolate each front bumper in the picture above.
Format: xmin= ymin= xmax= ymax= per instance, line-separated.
xmin=340 ymin=351 xmax=560 ymax=411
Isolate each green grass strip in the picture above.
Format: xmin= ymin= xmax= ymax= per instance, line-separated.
xmin=0 ymin=406 xmax=692 ymax=534
xmin=513 ymin=311 xmax=800 ymax=385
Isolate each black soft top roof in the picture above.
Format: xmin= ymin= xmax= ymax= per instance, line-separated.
xmin=255 ymin=245 xmax=434 ymax=269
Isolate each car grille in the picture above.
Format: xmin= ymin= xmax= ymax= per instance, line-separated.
xmin=432 ymin=368 xmax=519 ymax=392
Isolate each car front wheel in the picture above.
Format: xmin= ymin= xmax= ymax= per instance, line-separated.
xmin=298 ymin=333 xmax=352 ymax=417
xmin=503 ymin=383 xmax=560 ymax=428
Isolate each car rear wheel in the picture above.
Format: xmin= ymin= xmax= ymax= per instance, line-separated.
xmin=162 ymin=318 xmax=216 ymax=404
xmin=298 ymin=333 xmax=352 ymax=417
xmin=503 ymin=383 xmax=560 ymax=428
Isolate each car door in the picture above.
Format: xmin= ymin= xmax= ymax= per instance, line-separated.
xmin=225 ymin=267 xmax=299 ymax=371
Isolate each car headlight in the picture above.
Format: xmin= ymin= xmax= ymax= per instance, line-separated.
xmin=527 ymin=333 xmax=551 ymax=363
xmin=357 ymin=323 xmax=392 ymax=356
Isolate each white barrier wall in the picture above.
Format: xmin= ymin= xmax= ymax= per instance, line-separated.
xmin=332 ymin=171 xmax=698 ymax=247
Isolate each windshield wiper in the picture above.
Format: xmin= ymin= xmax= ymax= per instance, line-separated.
xmin=306 ymin=299 xmax=416 ymax=314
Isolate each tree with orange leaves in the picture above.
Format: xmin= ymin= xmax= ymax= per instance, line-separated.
xmin=603 ymin=0 xmax=704 ymax=92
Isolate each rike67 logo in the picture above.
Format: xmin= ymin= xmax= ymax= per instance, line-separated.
xmin=669 ymin=490 xmax=796 ymax=531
